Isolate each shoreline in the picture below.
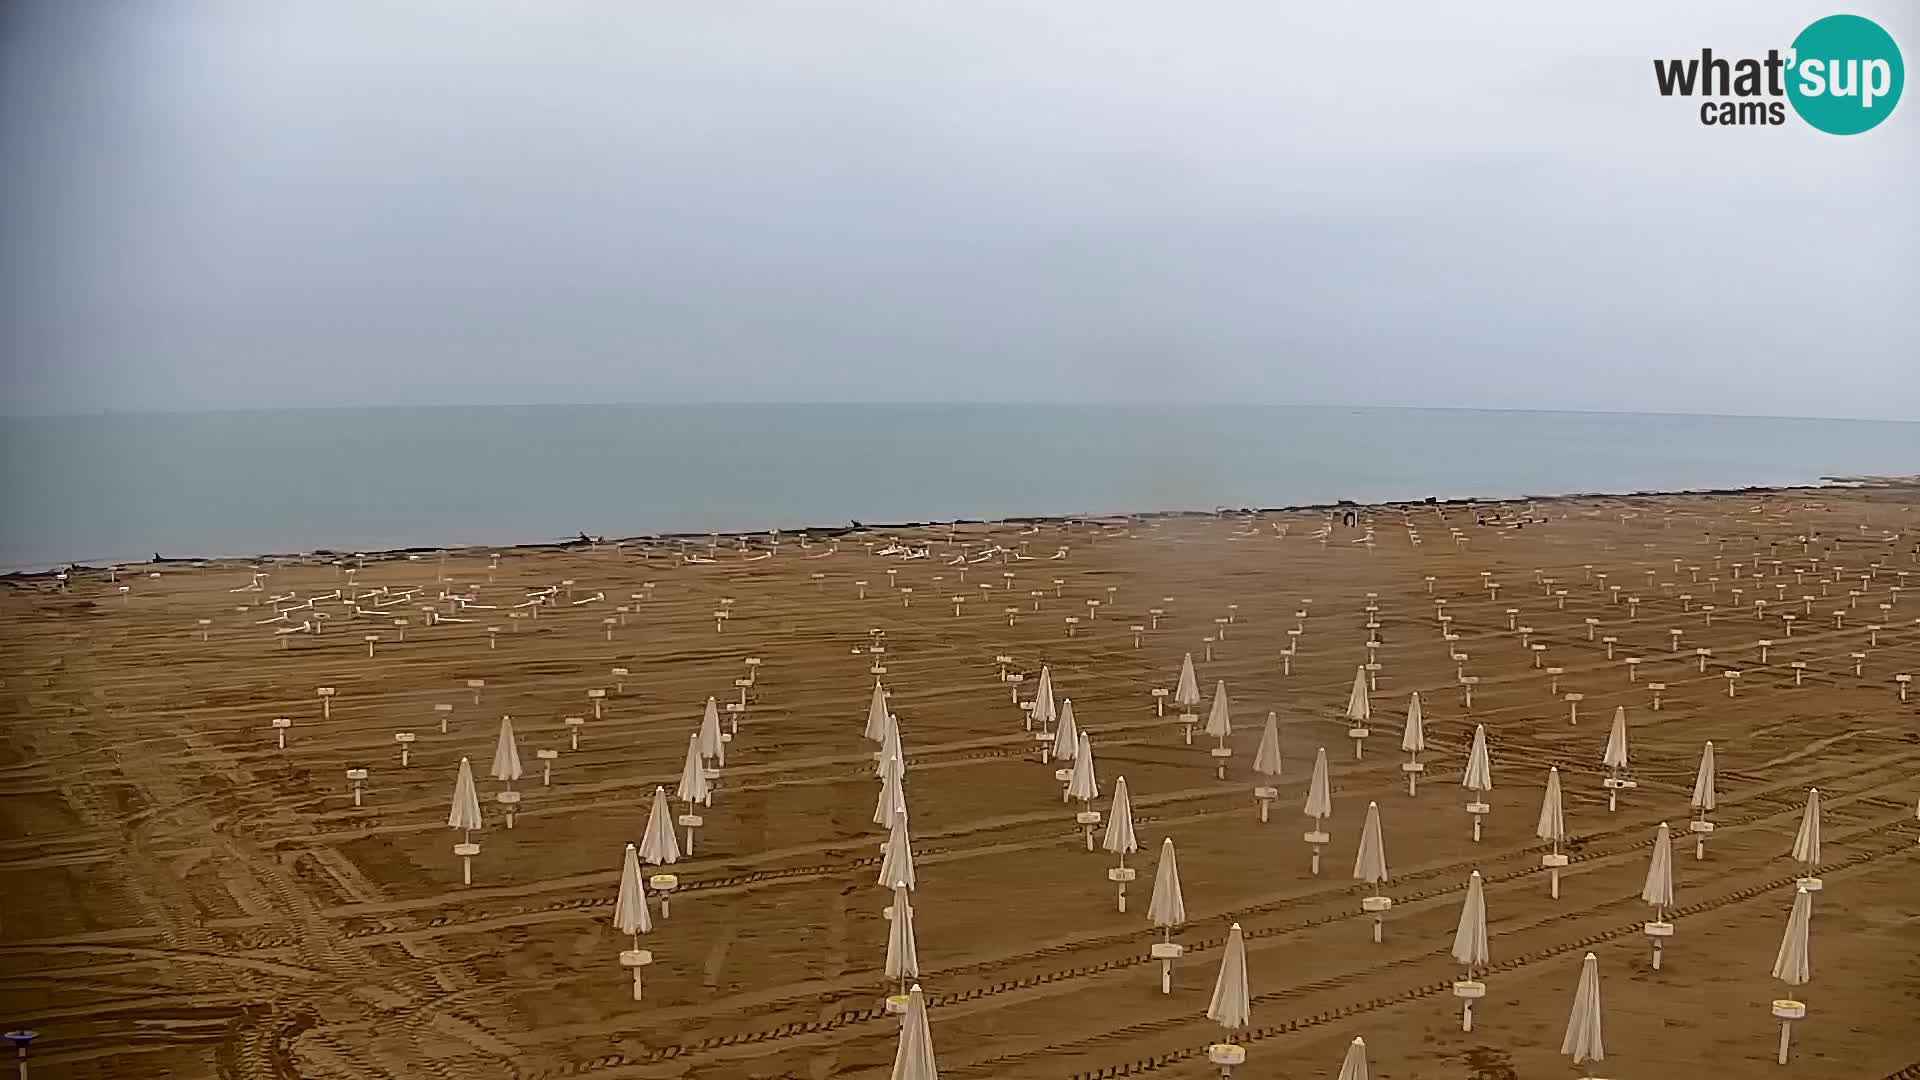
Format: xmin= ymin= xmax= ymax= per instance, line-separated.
xmin=11 ymin=475 xmax=1914 ymax=584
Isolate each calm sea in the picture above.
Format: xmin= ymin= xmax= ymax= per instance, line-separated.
xmin=1 ymin=404 xmax=1914 ymax=571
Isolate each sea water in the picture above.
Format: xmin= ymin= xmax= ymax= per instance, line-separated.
xmin=1 ymin=404 xmax=1914 ymax=569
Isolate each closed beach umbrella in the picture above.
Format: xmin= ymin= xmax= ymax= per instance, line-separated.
xmin=1690 ymin=741 xmax=1717 ymax=859
xmin=1353 ymin=802 xmax=1391 ymax=942
xmin=890 ymin=983 xmax=940 ymax=1080
xmin=491 ymin=716 xmax=523 ymax=783
xmin=1538 ymin=767 xmax=1567 ymax=898
xmin=1174 ymin=654 xmax=1201 ymax=710
xmin=699 ymin=696 xmax=726 ymax=767
xmin=639 ymin=785 xmax=680 ymax=866
xmin=1602 ymin=707 xmax=1629 ymax=810
xmin=1463 ymin=724 xmax=1493 ymax=842
xmin=676 ymin=733 xmax=709 ymax=806
xmin=1451 ymin=870 xmax=1490 ymax=1030
xmin=1252 ymin=713 xmax=1283 ymax=822
xmin=876 ymin=712 xmax=905 ymax=778
xmin=1147 ymin=837 xmax=1186 ymax=993
xmin=1033 ymin=665 xmax=1057 ymax=729
xmin=1690 ymin=741 xmax=1717 ymax=812
xmin=1345 ymin=665 xmax=1371 ymax=760
xmin=1205 ymin=922 xmax=1251 ymax=1032
xmin=448 ymin=756 xmax=484 ymax=885
xmin=614 ymin=842 xmax=653 ymax=942
xmin=448 ymin=756 xmax=483 ymax=835
xmin=1771 ymin=885 xmax=1814 ymax=1064
xmin=865 ymin=680 xmax=891 ymax=742
xmin=880 ymin=810 xmax=916 ymax=891
xmin=1205 ymin=680 xmax=1233 ymax=740
xmin=1791 ymin=787 xmax=1821 ymax=884
xmin=875 ymin=751 xmax=908 ymax=826
xmin=1401 ymin=692 xmax=1426 ymax=795
xmin=1560 ymin=953 xmax=1605 ymax=1067
xmin=885 ymin=882 xmax=919 ymax=996
xmin=1452 ymin=871 xmax=1489 ymax=974
xmin=1067 ymin=731 xmax=1100 ymax=805
xmin=1304 ymin=747 xmax=1333 ymax=874
xmin=1335 ymin=1037 xmax=1370 ymax=1080
xmin=1305 ymin=747 xmax=1333 ymax=819
xmin=1345 ymin=665 xmax=1371 ymax=724
xmin=1103 ymin=776 xmax=1139 ymax=911
xmin=613 ymin=842 xmax=655 ymax=1000
xmin=1642 ymin=822 xmax=1675 ymax=912
xmin=1052 ymin=699 xmax=1080 ymax=763
xmin=1642 ymin=821 xmax=1677 ymax=968
xmin=1103 ymin=776 xmax=1138 ymax=857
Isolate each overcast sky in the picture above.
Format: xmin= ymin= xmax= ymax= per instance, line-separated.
xmin=2 ymin=1 xmax=1915 ymax=419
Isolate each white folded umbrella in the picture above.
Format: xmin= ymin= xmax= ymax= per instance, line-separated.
xmin=1174 ymin=654 xmax=1201 ymax=710
xmin=614 ymin=842 xmax=653 ymax=942
xmin=699 ymin=696 xmax=726 ymax=767
xmin=613 ymin=842 xmax=655 ymax=1000
xmin=1253 ymin=712 xmax=1283 ymax=780
xmin=1690 ymin=740 xmax=1717 ymax=859
xmin=676 ymin=732 xmax=710 ymax=806
xmin=1451 ymin=870 xmax=1490 ymax=1031
xmin=1305 ymin=747 xmax=1333 ymax=819
xmin=1560 ymin=952 xmax=1605 ymax=1067
xmin=1103 ymin=775 xmax=1139 ymax=911
xmin=448 ymin=756 xmax=483 ymax=835
xmin=890 ymin=983 xmax=940 ymax=1080
xmin=1771 ymin=885 xmax=1813 ymax=1065
xmin=1345 ymin=665 xmax=1371 ymax=724
xmin=1791 ymin=787 xmax=1822 ymax=883
xmin=447 ymin=756 xmax=484 ymax=885
xmin=1537 ymin=766 xmax=1567 ymax=898
xmin=1353 ymin=801 xmax=1391 ymax=942
xmin=880 ymin=809 xmax=916 ymax=891
xmin=1052 ymin=699 xmax=1081 ymax=763
xmin=1463 ymin=725 xmax=1493 ymax=842
xmin=491 ymin=716 xmax=523 ymax=783
xmin=1401 ymin=692 xmax=1426 ymax=795
xmin=885 ymin=882 xmax=919 ymax=996
xmin=1205 ymin=922 xmax=1251 ymax=1032
xmin=865 ymin=679 xmax=891 ymax=742
xmin=1345 ymin=665 xmax=1371 ymax=759
xmin=1205 ymin=680 xmax=1233 ymax=740
xmin=1252 ymin=712 xmax=1283 ymax=821
xmin=1642 ymin=821 xmax=1676 ymax=969
xmin=1304 ymin=746 xmax=1333 ymax=873
xmin=1033 ymin=665 xmax=1057 ymax=729
xmin=874 ymin=751 xmax=908 ymax=826
xmin=876 ymin=712 xmax=905 ymax=778
xmin=1690 ymin=741 xmax=1717 ymax=812
xmin=639 ymin=784 xmax=681 ymax=866
xmin=1601 ymin=707 xmax=1630 ymax=810
xmin=1335 ymin=1036 xmax=1370 ymax=1080
xmin=1147 ymin=837 xmax=1186 ymax=993
xmin=1452 ymin=871 xmax=1489 ymax=974
xmin=1067 ymin=731 xmax=1100 ymax=805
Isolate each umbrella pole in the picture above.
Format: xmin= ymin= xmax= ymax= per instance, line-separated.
xmin=1407 ymin=754 xmax=1418 ymax=797
xmin=1550 ymin=839 xmax=1561 ymax=900
xmin=1161 ymin=928 xmax=1173 ymax=994
xmin=1778 ymin=1018 xmax=1793 ymax=1065
xmin=1257 ymin=795 xmax=1269 ymax=823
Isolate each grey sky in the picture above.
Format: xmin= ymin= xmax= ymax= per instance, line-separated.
xmin=2 ymin=1 xmax=1915 ymax=419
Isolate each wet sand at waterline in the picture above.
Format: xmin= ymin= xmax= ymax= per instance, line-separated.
xmin=2 ymin=488 xmax=1917 ymax=1079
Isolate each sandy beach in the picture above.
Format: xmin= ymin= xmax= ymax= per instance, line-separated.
xmin=2 ymin=485 xmax=1917 ymax=1079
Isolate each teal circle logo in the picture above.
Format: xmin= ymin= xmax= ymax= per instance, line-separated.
xmin=1787 ymin=14 xmax=1903 ymax=134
